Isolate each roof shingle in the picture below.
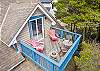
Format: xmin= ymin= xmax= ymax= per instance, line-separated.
xmin=0 ymin=0 xmax=38 ymax=26
xmin=0 ymin=41 xmax=24 ymax=71
xmin=1 ymin=3 xmax=36 ymax=45
xmin=1 ymin=2 xmax=62 ymax=46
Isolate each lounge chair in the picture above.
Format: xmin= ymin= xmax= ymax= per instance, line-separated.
xmin=26 ymin=39 xmax=44 ymax=52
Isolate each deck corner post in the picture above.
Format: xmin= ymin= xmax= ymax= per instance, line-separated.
xmin=60 ymin=30 xmax=64 ymax=38
xmin=28 ymin=21 xmax=33 ymax=39
xmin=74 ymin=34 xmax=77 ymax=42
xmin=59 ymin=67 xmax=64 ymax=71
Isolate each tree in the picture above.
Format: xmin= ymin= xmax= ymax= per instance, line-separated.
xmin=54 ymin=0 xmax=100 ymax=42
xmin=96 ymin=24 xmax=100 ymax=42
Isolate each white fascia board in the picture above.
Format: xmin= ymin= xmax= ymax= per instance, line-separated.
xmin=0 ymin=5 xmax=10 ymax=41
xmin=0 ymin=5 xmax=11 ymax=46
xmin=0 ymin=5 xmax=10 ymax=29
xmin=12 ymin=39 xmax=17 ymax=45
xmin=9 ymin=3 xmax=56 ymax=47
xmin=0 ymin=39 xmax=9 ymax=47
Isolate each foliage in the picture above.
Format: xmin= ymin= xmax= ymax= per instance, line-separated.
xmin=54 ymin=0 xmax=100 ymax=41
xmin=54 ymin=1 xmax=100 ymax=70
xmin=74 ymin=42 xmax=100 ymax=71
xmin=54 ymin=0 xmax=100 ymax=25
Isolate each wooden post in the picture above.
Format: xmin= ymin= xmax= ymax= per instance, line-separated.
xmin=28 ymin=21 xmax=33 ymax=39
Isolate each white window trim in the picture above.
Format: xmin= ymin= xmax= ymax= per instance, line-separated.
xmin=36 ymin=19 xmax=38 ymax=39
xmin=42 ymin=17 xmax=44 ymax=39
xmin=29 ymin=17 xmax=44 ymax=41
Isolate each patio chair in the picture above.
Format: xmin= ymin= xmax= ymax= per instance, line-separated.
xmin=58 ymin=42 xmax=68 ymax=57
xmin=48 ymin=29 xmax=58 ymax=41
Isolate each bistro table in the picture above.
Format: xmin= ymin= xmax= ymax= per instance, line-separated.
xmin=50 ymin=51 xmax=58 ymax=61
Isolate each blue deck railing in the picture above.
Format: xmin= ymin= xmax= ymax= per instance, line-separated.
xmin=19 ymin=27 xmax=81 ymax=71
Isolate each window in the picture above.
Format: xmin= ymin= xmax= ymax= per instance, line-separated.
xmin=31 ymin=20 xmax=37 ymax=36
xmin=37 ymin=18 xmax=42 ymax=34
xmin=29 ymin=17 xmax=44 ymax=41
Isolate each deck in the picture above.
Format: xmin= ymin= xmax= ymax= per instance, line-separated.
xmin=0 ymin=41 xmax=25 ymax=71
xmin=25 ymin=34 xmax=72 ymax=62
xmin=19 ymin=27 xmax=81 ymax=71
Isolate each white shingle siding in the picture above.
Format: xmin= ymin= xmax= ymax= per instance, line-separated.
xmin=42 ymin=3 xmax=52 ymax=8
xmin=44 ymin=18 xmax=52 ymax=37
xmin=33 ymin=8 xmax=44 ymax=16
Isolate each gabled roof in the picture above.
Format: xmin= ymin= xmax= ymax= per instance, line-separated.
xmin=1 ymin=2 xmax=61 ymax=47
xmin=0 ymin=41 xmax=25 ymax=71
xmin=1 ymin=3 xmax=36 ymax=46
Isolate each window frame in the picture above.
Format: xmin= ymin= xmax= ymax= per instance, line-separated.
xmin=29 ymin=16 xmax=44 ymax=41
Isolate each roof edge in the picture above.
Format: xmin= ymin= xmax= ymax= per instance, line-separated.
xmin=0 ymin=39 xmax=9 ymax=47
xmin=0 ymin=5 xmax=11 ymax=47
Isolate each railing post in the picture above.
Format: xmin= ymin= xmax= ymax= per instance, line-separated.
xmin=60 ymin=30 xmax=64 ymax=38
xmin=74 ymin=34 xmax=77 ymax=42
xmin=28 ymin=21 xmax=33 ymax=39
xmin=59 ymin=66 xmax=64 ymax=71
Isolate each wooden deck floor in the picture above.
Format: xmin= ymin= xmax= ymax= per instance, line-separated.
xmin=42 ymin=35 xmax=70 ymax=62
xmin=24 ymin=35 xmax=71 ymax=62
xmin=0 ymin=41 xmax=25 ymax=71
xmin=12 ymin=35 xmax=74 ymax=71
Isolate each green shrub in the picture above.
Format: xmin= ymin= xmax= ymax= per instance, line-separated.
xmin=74 ymin=42 xmax=100 ymax=71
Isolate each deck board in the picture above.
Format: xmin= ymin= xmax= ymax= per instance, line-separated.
xmin=0 ymin=41 xmax=24 ymax=71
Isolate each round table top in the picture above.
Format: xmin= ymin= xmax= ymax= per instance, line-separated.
xmin=50 ymin=51 xmax=58 ymax=59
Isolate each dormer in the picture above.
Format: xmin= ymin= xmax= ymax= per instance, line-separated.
xmin=40 ymin=0 xmax=53 ymax=12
